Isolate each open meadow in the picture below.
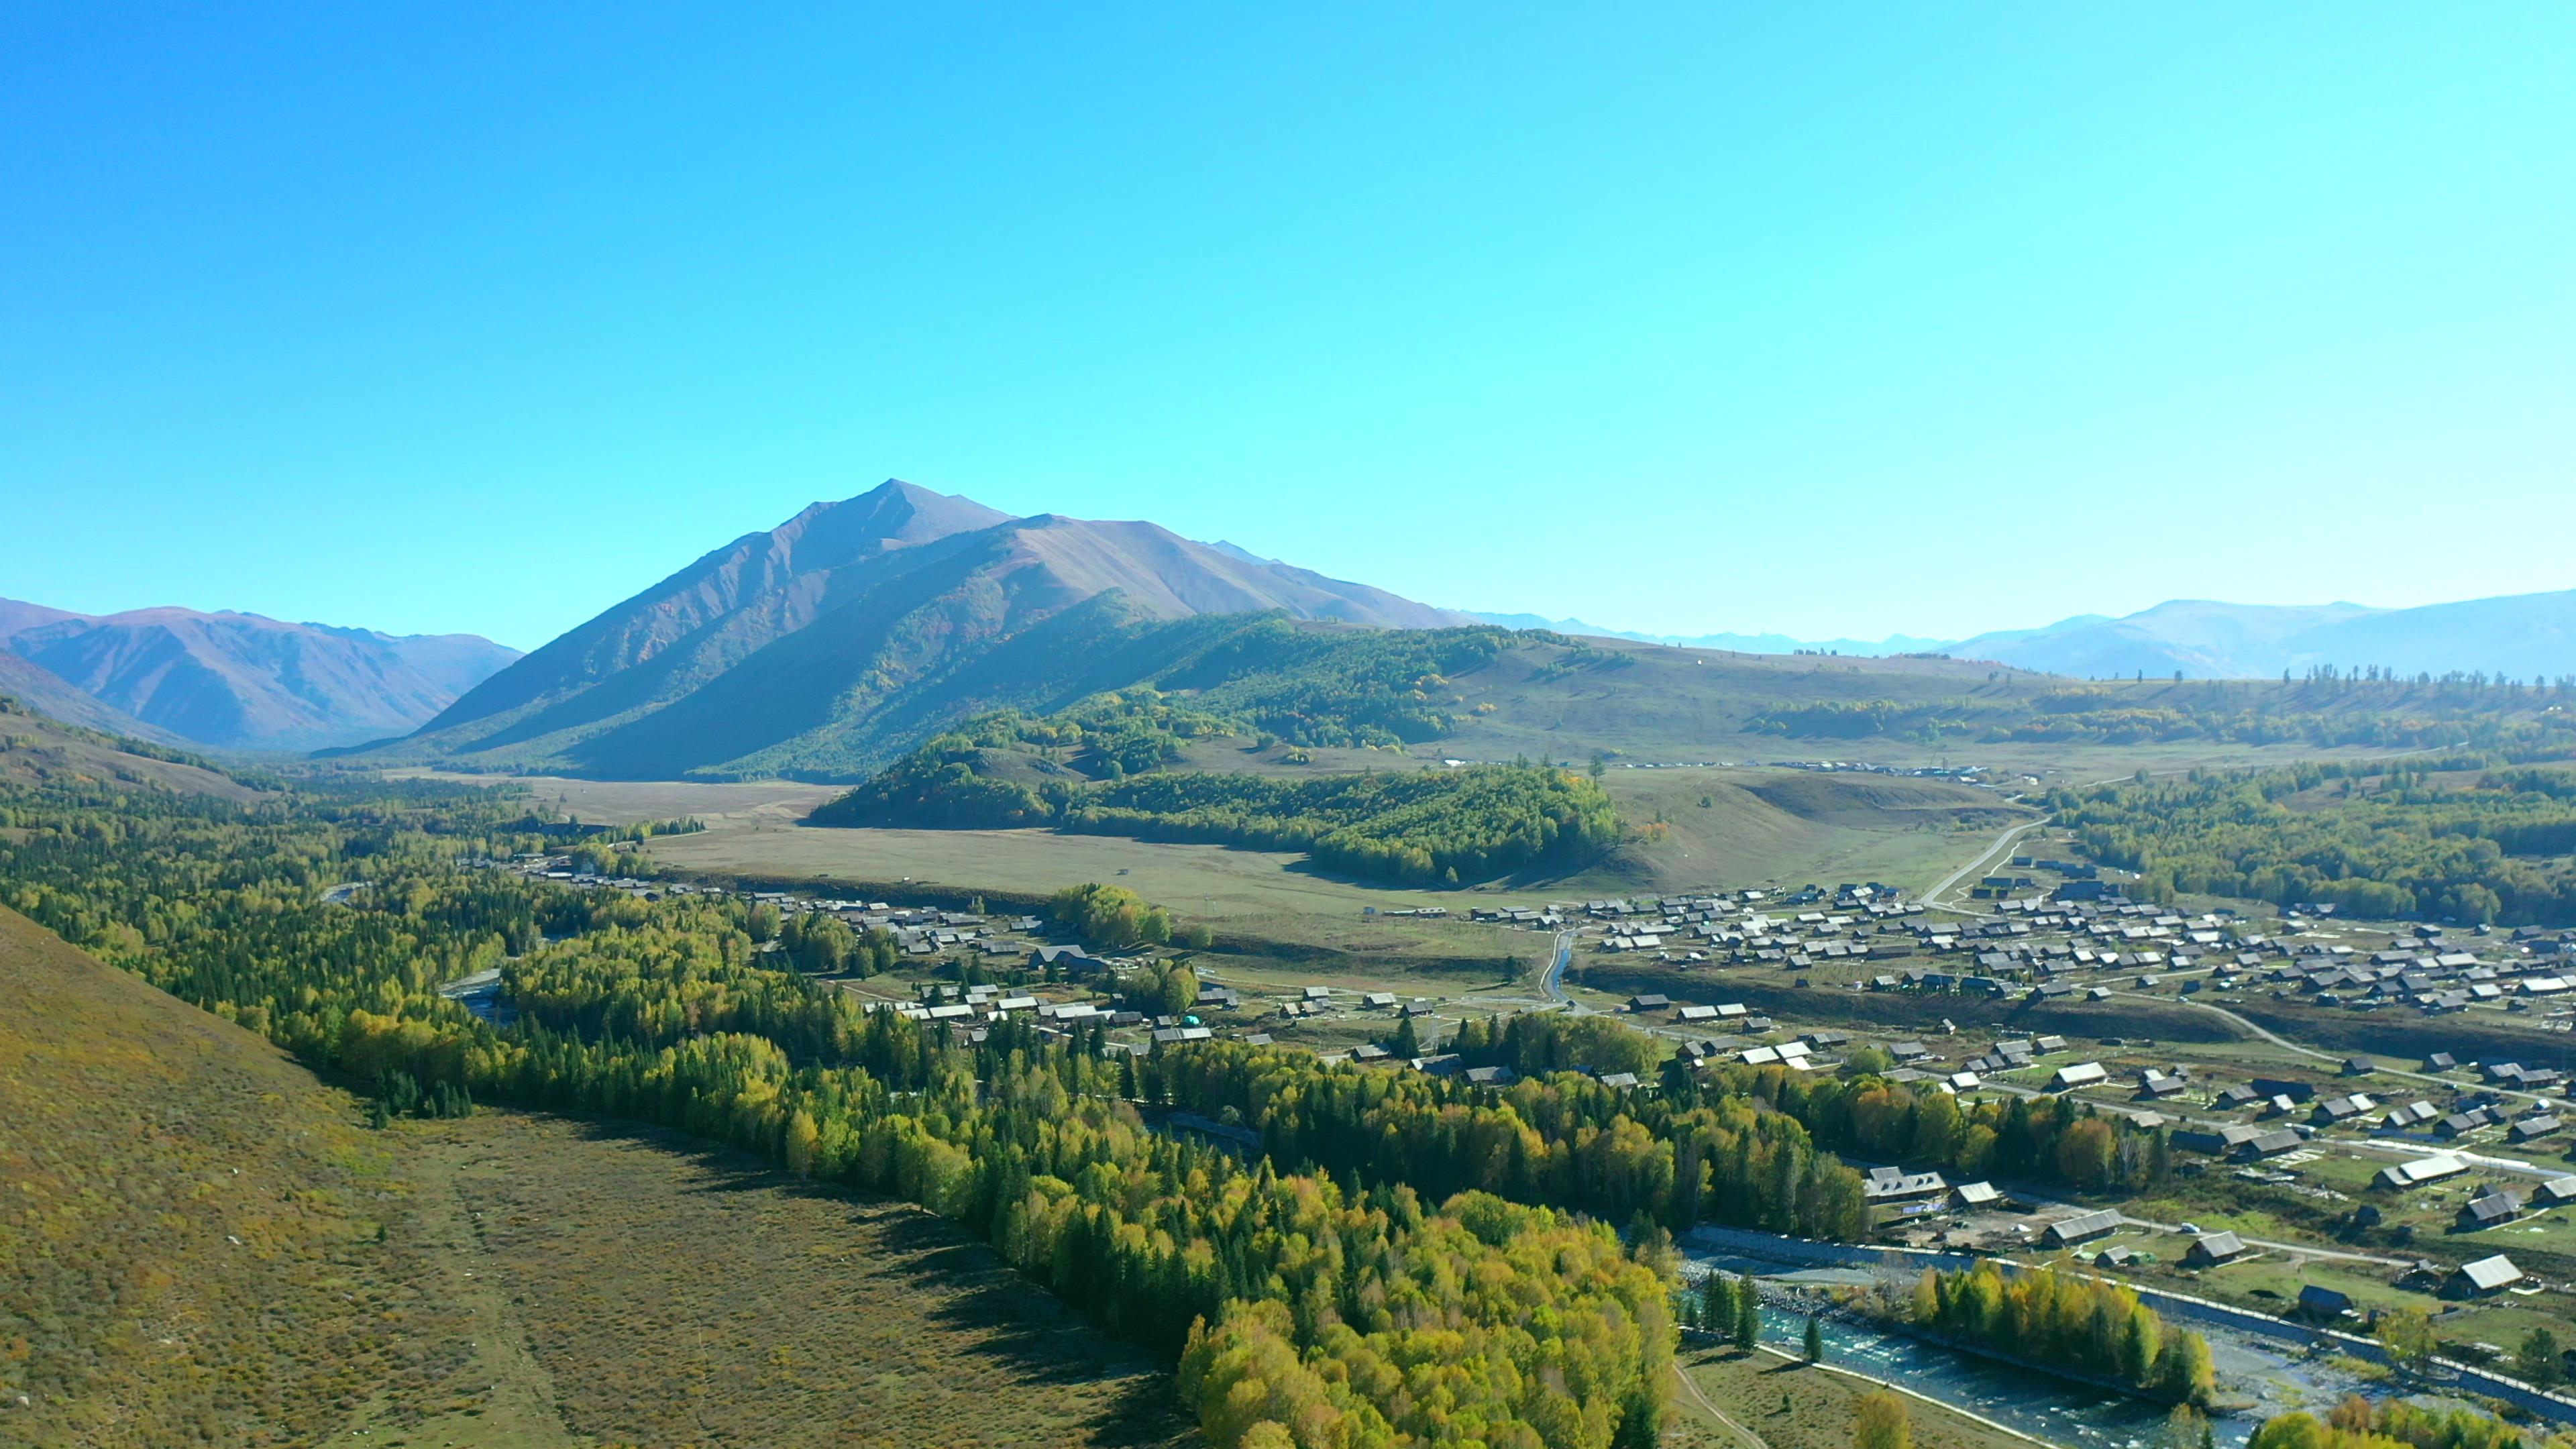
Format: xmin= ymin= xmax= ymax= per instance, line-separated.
xmin=368 ymin=1111 xmax=1195 ymax=1449
xmin=1671 ymin=1345 xmax=2033 ymax=1449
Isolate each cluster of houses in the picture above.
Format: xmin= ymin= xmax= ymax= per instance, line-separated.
xmin=1486 ymin=884 xmax=1920 ymax=966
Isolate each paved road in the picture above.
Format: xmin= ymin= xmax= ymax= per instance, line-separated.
xmin=1920 ymin=819 xmax=2047 ymax=916
xmin=2144 ymin=991 xmax=2559 ymax=1109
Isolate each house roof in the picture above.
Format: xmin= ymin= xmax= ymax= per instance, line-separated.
xmin=2455 ymin=1254 xmax=2524 ymax=1291
xmin=2043 ymin=1208 xmax=2123 ymax=1242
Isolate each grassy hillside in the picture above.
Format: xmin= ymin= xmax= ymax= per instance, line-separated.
xmin=1572 ymin=765 xmax=2034 ymax=896
xmin=0 ymin=904 xmax=467 ymax=1446
xmin=0 ymin=693 xmax=257 ymax=802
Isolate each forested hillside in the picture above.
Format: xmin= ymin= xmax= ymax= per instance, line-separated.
xmin=2055 ymin=750 xmax=2576 ymax=924
xmin=809 ymin=681 xmax=1619 ymax=885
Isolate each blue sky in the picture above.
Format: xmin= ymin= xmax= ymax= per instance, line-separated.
xmin=5 ymin=5 xmax=2571 ymax=651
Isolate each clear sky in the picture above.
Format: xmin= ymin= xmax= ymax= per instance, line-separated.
xmin=5 ymin=5 xmax=2571 ymax=652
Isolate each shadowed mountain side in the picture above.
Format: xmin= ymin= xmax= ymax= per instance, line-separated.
xmin=0 ymin=651 xmax=178 ymax=743
xmin=555 ymin=540 xmax=1131 ymax=779
xmin=421 ymin=480 xmax=1014 ymax=735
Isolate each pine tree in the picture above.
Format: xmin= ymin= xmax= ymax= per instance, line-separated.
xmin=1735 ymin=1277 xmax=1762 ymax=1353
xmin=1701 ymin=1271 xmax=1732 ymax=1334
xmin=1803 ymin=1313 xmax=1825 ymax=1364
xmin=1389 ymin=1013 xmax=1421 ymax=1060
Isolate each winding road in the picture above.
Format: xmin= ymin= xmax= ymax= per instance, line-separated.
xmin=1538 ymin=928 xmax=1580 ymax=1010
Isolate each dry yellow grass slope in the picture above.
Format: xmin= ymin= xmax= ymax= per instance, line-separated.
xmin=0 ymin=905 xmax=476 ymax=1447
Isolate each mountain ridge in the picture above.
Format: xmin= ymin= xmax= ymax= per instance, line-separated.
xmin=1949 ymin=592 xmax=2576 ymax=680
xmin=1 ymin=599 xmax=522 ymax=751
xmin=386 ymin=480 xmax=1477 ymax=780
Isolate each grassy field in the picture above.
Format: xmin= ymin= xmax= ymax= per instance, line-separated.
xmin=389 ymin=769 xmax=843 ymax=830
xmin=1577 ymin=766 xmax=2031 ymax=897
xmin=549 ymin=762 xmax=2025 ymax=982
xmin=371 ymin=1112 xmax=1194 ymax=1449
xmin=1670 ymin=1344 xmax=2033 ymax=1449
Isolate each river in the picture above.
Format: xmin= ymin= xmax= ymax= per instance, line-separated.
xmin=1702 ymin=1264 xmax=2385 ymax=1449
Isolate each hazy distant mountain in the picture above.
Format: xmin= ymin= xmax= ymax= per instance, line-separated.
xmin=393 ymin=480 xmax=1477 ymax=780
xmin=0 ymin=651 xmax=178 ymax=742
xmin=0 ymin=600 xmax=521 ymax=751
xmin=1462 ymin=610 xmax=1950 ymax=657
xmin=1951 ymin=592 xmax=2576 ymax=680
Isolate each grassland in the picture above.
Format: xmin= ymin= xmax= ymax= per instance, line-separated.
xmin=1670 ymin=1345 xmax=2033 ymax=1449
xmin=1578 ymin=767 xmax=2032 ymax=896
xmin=387 ymin=769 xmax=842 ymax=831
xmin=378 ymin=1112 xmax=1194 ymax=1449
xmin=539 ymin=763 xmax=2025 ymax=978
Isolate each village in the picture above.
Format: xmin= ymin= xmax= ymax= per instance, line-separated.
xmin=477 ymin=836 xmax=2576 ymax=1375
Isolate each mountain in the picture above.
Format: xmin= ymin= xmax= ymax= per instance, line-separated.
xmin=0 ymin=601 xmax=522 ymax=751
xmin=390 ymin=480 xmax=1477 ymax=780
xmin=0 ymin=650 xmax=179 ymax=741
xmin=1462 ymin=610 xmax=1951 ymax=657
xmin=1950 ymin=592 xmax=2576 ymax=680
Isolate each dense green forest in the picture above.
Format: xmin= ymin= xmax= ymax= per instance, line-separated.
xmin=1737 ymin=1067 xmax=2173 ymax=1193
xmin=818 ymin=720 xmax=1618 ymax=887
xmin=2055 ymin=754 xmax=2576 ymax=924
xmin=1907 ymin=1264 xmax=2214 ymax=1405
xmin=0 ymin=765 xmax=1701 ymax=1446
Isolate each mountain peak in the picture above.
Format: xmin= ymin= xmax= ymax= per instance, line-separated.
xmin=392 ymin=484 xmax=1472 ymax=779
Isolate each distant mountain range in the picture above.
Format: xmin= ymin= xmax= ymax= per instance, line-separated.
xmin=0 ymin=599 xmax=520 ymax=751
xmin=8 ymin=486 xmax=2564 ymax=770
xmin=1477 ymin=591 xmax=2576 ymax=682
xmin=378 ymin=480 xmax=1477 ymax=780
xmin=1461 ymin=611 xmax=1950 ymax=657
xmin=1948 ymin=592 xmax=2576 ymax=681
